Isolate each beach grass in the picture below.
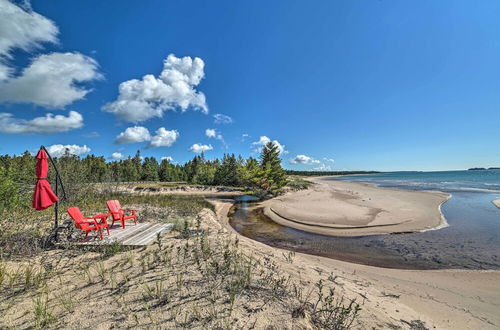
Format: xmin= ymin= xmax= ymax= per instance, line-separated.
xmin=0 ymin=205 xmax=360 ymax=329
xmin=0 ymin=185 xmax=213 ymax=259
xmin=286 ymin=176 xmax=314 ymax=191
xmin=123 ymin=181 xmax=186 ymax=188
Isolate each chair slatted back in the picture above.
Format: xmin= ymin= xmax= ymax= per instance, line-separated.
xmin=67 ymin=207 xmax=86 ymax=229
xmin=106 ymin=200 xmax=122 ymax=220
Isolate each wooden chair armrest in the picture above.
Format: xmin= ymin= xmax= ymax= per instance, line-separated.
xmin=82 ymin=219 xmax=100 ymax=227
xmin=91 ymin=214 xmax=110 ymax=220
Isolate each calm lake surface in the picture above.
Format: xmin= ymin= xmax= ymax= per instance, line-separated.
xmin=229 ymin=170 xmax=500 ymax=270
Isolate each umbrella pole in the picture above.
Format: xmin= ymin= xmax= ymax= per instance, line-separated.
xmin=40 ymin=146 xmax=66 ymax=235
xmin=55 ymin=175 xmax=59 ymax=230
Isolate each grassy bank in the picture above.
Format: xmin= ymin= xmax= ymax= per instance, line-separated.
xmin=0 ymin=186 xmax=213 ymax=259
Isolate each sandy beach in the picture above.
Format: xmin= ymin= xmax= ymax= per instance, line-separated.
xmin=262 ymin=177 xmax=450 ymax=236
xmin=213 ymin=196 xmax=500 ymax=329
xmin=2 ymin=186 xmax=498 ymax=329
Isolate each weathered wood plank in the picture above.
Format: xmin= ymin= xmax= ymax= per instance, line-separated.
xmin=131 ymin=224 xmax=173 ymax=246
xmin=121 ymin=223 xmax=173 ymax=246
xmin=105 ymin=222 xmax=150 ymax=242
xmin=66 ymin=222 xmax=172 ymax=246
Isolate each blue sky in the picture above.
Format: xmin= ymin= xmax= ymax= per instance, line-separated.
xmin=1 ymin=0 xmax=499 ymax=171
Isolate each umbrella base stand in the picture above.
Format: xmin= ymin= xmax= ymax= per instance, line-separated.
xmin=42 ymin=228 xmax=59 ymax=248
xmin=56 ymin=220 xmax=75 ymax=242
xmin=43 ymin=220 xmax=72 ymax=248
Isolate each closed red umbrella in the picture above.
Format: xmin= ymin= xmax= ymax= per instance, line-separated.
xmin=33 ymin=148 xmax=59 ymax=210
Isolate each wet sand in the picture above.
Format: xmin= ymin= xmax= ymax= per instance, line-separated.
xmin=263 ymin=177 xmax=450 ymax=236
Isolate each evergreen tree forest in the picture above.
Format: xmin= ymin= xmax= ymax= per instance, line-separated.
xmin=0 ymin=142 xmax=290 ymax=206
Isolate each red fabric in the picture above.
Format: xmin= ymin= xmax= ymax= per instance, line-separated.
xmin=32 ymin=149 xmax=59 ymax=210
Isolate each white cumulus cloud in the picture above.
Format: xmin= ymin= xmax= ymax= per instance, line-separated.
xmin=323 ymin=157 xmax=335 ymax=163
xmin=314 ymin=164 xmax=332 ymax=171
xmin=148 ymin=127 xmax=179 ymax=148
xmin=0 ymin=52 xmax=101 ymax=108
xmin=290 ymin=154 xmax=320 ymax=165
xmin=0 ymin=110 xmax=83 ymax=134
xmin=205 ymin=128 xmax=226 ymax=147
xmin=46 ymin=144 xmax=91 ymax=158
xmin=205 ymin=128 xmax=217 ymax=138
xmin=110 ymin=152 xmax=123 ymax=160
xmin=114 ymin=126 xmax=151 ymax=144
xmin=189 ymin=143 xmax=213 ymax=153
xmin=0 ymin=0 xmax=58 ymax=80
xmin=213 ymin=113 xmax=232 ymax=124
xmin=251 ymin=136 xmax=287 ymax=155
xmin=115 ymin=126 xmax=178 ymax=148
xmin=0 ymin=1 xmax=101 ymax=108
xmin=103 ymin=54 xmax=207 ymax=122
xmin=161 ymin=156 xmax=173 ymax=162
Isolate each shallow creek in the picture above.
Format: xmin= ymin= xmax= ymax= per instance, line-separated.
xmin=228 ymin=194 xmax=500 ymax=270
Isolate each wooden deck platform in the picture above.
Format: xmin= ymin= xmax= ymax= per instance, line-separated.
xmin=67 ymin=222 xmax=173 ymax=246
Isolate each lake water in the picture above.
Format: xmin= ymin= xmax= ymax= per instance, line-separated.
xmin=334 ymin=170 xmax=500 ymax=194
xmin=229 ymin=170 xmax=500 ymax=270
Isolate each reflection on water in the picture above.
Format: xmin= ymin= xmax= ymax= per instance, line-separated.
xmin=229 ymin=193 xmax=500 ymax=270
xmin=233 ymin=195 xmax=260 ymax=203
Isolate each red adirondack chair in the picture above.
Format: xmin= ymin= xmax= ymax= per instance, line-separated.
xmin=67 ymin=207 xmax=110 ymax=240
xmin=106 ymin=200 xmax=137 ymax=229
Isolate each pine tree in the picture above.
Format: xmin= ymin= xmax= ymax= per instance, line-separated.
xmin=214 ymin=153 xmax=240 ymax=186
xmin=142 ymin=157 xmax=160 ymax=181
xmin=122 ymin=157 xmax=140 ymax=181
xmin=132 ymin=150 xmax=143 ymax=180
xmin=0 ymin=165 xmax=21 ymax=209
xmin=0 ymin=147 xmax=290 ymax=198
xmin=254 ymin=142 xmax=288 ymax=196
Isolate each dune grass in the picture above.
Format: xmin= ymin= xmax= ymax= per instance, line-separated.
xmin=0 ymin=181 xmax=361 ymax=329
xmin=0 ymin=208 xmax=360 ymax=329
xmin=286 ymin=176 xmax=314 ymax=191
xmin=0 ymin=185 xmax=213 ymax=259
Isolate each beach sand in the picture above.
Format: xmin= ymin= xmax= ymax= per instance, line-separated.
xmin=493 ymin=198 xmax=500 ymax=209
xmin=213 ymin=197 xmax=500 ymax=329
xmin=263 ymin=177 xmax=450 ymax=236
xmin=2 ymin=186 xmax=497 ymax=329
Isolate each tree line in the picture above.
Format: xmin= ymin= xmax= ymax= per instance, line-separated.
xmin=0 ymin=142 xmax=288 ymax=208
xmin=285 ymin=170 xmax=379 ymax=176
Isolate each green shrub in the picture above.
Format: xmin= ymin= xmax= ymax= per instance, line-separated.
xmin=0 ymin=166 xmax=22 ymax=210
